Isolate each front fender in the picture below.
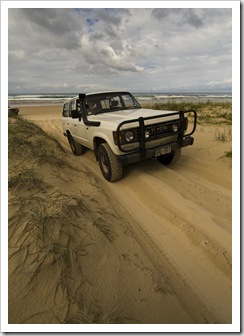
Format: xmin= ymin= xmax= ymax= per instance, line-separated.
xmin=92 ymin=133 xmax=118 ymax=159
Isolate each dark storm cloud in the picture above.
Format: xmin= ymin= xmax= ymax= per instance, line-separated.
xmin=9 ymin=8 xmax=82 ymax=50
xmin=19 ymin=8 xmax=74 ymax=34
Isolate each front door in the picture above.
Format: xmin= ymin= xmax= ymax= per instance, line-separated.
xmin=71 ymin=99 xmax=88 ymax=144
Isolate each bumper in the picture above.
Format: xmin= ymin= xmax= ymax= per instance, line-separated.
xmin=118 ymin=136 xmax=194 ymax=165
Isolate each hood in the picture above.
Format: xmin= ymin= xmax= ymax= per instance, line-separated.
xmin=89 ymin=108 xmax=180 ymax=126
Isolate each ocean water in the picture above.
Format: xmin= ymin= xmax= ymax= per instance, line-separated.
xmin=8 ymin=92 xmax=232 ymax=106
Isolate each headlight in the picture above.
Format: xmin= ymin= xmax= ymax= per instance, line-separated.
xmin=124 ymin=130 xmax=135 ymax=142
xmin=172 ymin=123 xmax=179 ymax=133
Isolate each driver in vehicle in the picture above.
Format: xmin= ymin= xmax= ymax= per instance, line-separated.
xmin=89 ymin=101 xmax=97 ymax=109
xmin=87 ymin=100 xmax=99 ymax=114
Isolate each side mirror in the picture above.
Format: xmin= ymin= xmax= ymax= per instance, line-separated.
xmin=71 ymin=110 xmax=80 ymax=119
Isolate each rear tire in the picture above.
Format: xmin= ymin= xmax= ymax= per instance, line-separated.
xmin=157 ymin=148 xmax=181 ymax=165
xmin=67 ymin=134 xmax=84 ymax=156
xmin=98 ymin=143 xmax=123 ymax=182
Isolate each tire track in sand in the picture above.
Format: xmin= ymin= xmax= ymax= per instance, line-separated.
xmin=33 ymin=117 xmax=232 ymax=323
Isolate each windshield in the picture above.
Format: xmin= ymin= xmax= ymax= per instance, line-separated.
xmin=85 ymin=92 xmax=141 ymax=115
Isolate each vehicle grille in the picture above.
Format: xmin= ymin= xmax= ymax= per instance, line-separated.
xmin=138 ymin=121 xmax=180 ymax=141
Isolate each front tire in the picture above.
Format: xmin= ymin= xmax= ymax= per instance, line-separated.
xmin=67 ymin=133 xmax=84 ymax=156
xmin=157 ymin=148 xmax=181 ymax=165
xmin=98 ymin=143 xmax=123 ymax=182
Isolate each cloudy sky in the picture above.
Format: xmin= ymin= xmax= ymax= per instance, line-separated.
xmin=7 ymin=5 xmax=233 ymax=94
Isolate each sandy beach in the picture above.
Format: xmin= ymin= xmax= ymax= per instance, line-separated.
xmin=8 ymin=104 xmax=232 ymax=326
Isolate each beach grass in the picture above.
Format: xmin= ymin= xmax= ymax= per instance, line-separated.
xmin=215 ymin=128 xmax=232 ymax=142
xmin=141 ymin=101 xmax=232 ymax=125
xmin=93 ymin=217 xmax=118 ymax=242
xmin=225 ymin=150 xmax=232 ymax=158
xmin=64 ymin=304 xmax=128 ymax=324
xmin=8 ymin=114 xmax=127 ymax=324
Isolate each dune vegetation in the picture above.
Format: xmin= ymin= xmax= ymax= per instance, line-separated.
xmin=142 ymin=101 xmax=232 ymax=125
xmin=8 ymin=115 xmax=129 ymax=324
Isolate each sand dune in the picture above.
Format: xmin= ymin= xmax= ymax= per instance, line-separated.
xmin=8 ymin=105 xmax=232 ymax=327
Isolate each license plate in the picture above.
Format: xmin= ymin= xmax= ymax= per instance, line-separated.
xmin=155 ymin=146 xmax=171 ymax=157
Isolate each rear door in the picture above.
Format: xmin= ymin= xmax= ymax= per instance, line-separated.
xmin=62 ymin=101 xmax=76 ymax=135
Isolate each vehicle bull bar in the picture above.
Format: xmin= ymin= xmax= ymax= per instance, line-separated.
xmin=116 ymin=110 xmax=197 ymax=153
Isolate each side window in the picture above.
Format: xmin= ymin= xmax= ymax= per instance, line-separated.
xmin=68 ymin=100 xmax=77 ymax=117
xmin=76 ymin=99 xmax=84 ymax=117
xmin=71 ymin=100 xmax=76 ymax=111
xmin=63 ymin=103 xmax=69 ymax=117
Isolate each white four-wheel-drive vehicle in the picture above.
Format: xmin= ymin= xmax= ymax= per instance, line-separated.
xmin=62 ymin=91 xmax=197 ymax=182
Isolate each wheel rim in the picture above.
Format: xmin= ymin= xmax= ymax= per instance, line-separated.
xmin=100 ymin=152 xmax=109 ymax=174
